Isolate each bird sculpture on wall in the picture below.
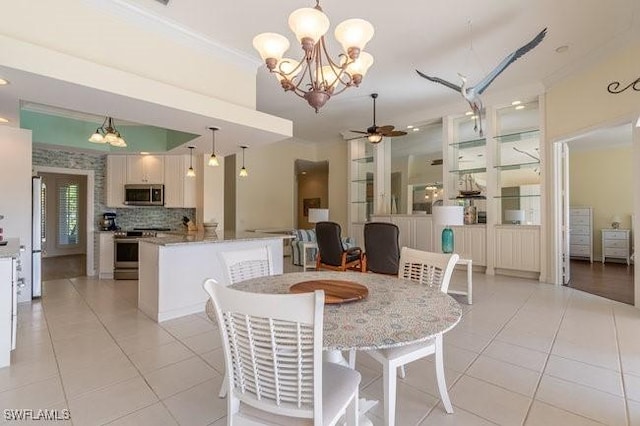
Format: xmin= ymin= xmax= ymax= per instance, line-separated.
xmin=416 ymin=28 xmax=547 ymax=136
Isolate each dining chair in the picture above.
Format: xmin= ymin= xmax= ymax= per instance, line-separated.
xmin=362 ymin=222 xmax=400 ymax=275
xmin=216 ymin=245 xmax=275 ymax=397
xmin=315 ymin=221 xmax=363 ymax=271
xmin=203 ymin=279 xmax=361 ymax=426
xmin=364 ymin=247 xmax=459 ymax=426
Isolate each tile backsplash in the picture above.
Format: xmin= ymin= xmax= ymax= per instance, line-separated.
xmin=113 ymin=207 xmax=195 ymax=230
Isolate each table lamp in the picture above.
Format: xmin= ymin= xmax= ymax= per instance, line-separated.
xmin=505 ymin=209 xmax=525 ymax=225
xmin=433 ymin=206 xmax=464 ymax=253
xmin=308 ymin=208 xmax=329 ymax=226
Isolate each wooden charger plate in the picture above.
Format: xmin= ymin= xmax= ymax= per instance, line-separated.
xmin=289 ymin=280 xmax=368 ymax=304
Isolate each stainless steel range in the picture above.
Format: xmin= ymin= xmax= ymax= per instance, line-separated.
xmin=113 ymin=228 xmax=169 ymax=280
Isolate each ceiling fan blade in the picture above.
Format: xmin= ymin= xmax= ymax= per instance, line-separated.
xmin=383 ymin=130 xmax=408 ymax=137
xmin=377 ymin=125 xmax=395 ymax=132
xmin=349 ymin=130 xmax=369 ymax=135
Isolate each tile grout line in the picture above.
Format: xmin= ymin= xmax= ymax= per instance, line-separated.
xmin=611 ymin=304 xmax=631 ymax=426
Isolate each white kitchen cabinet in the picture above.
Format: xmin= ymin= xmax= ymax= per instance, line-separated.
xmin=126 ymin=155 xmax=164 ymax=184
xmin=370 ymin=215 xmax=434 ymax=252
xmin=601 ymin=229 xmax=630 ymax=265
xmin=0 ymin=239 xmax=20 ymax=367
xmin=451 ymin=225 xmax=487 ymax=266
xmin=163 ymin=155 xmax=197 ymax=208
xmin=106 ymin=155 xmax=127 ymax=207
xmin=495 ymin=225 xmax=540 ymax=273
xmin=98 ymin=232 xmax=114 ymax=279
xmin=570 ymin=207 xmax=593 ymax=262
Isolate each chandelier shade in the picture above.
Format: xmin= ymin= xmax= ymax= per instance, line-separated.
xmin=253 ymin=0 xmax=374 ymax=112
xmin=207 ymin=127 xmax=219 ymax=167
xmin=88 ymin=116 xmax=127 ymax=147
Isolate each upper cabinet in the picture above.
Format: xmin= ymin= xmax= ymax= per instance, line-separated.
xmin=126 ymin=155 xmax=164 ymax=184
xmin=164 ymin=155 xmax=197 ymax=208
xmin=106 ymin=155 xmax=127 ymax=207
xmin=494 ymin=99 xmax=541 ymax=225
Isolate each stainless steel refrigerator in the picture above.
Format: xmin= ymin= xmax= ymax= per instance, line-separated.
xmin=32 ymin=176 xmax=42 ymax=298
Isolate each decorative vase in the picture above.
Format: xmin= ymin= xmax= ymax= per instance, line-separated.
xmin=441 ymin=227 xmax=454 ymax=253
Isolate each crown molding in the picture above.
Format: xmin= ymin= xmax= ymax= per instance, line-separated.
xmin=85 ymin=0 xmax=261 ymax=72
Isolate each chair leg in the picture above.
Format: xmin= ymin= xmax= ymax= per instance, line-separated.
xmin=383 ymin=363 xmax=397 ymax=426
xmin=435 ymin=334 xmax=453 ymax=414
xmin=345 ymin=388 xmax=359 ymax=426
xmin=219 ymin=373 xmax=228 ymax=398
xmin=227 ymin=392 xmax=240 ymax=425
xmin=398 ymin=365 xmax=406 ymax=379
xmin=348 ymin=349 xmax=357 ymax=369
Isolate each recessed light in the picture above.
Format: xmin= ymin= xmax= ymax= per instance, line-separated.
xmin=511 ymin=100 xmax=522 ymax=106
xmin=515 ymin=105 xmax=525 ymax=110
xmin=0 ymin=78 xmax=9 ymax=86
xmin=140 ymin=151 xmax=150 ymax=155
xmin=412 ymin=128 xmax=419 ymax=132
xmin=0 ymin=117 xmax=9 ymax=123
xmin=555 ymin=45 xmax=569 ymax=53
xmin=465 ymin=111 xmax=473 ymax=116
xmin=407 ymin=125 xmax=414 ymax=129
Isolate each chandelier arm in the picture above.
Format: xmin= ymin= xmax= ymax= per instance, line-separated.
xmin=319 ymin=41 xmax=353 ymax=89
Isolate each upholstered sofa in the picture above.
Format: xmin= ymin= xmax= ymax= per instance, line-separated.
xmin=291 ymin=229 xmax=355 ymax=266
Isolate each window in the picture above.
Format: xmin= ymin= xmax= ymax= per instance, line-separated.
xmin=40 ymin=182 xmax=46 ymax=243
xmin=58 ymin=182 xmax=80 ymax=246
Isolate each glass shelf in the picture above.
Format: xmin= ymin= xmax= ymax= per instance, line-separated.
xmin=450 ymin=138 xmax=486 ymax=149
xmin=494 ymin=194 xmax=541 ymax=199
xmin=352 ymin=156 xmax=374 ymax=164
xmin=351 ymin=178 xmax=373 ymax=183
xmin=449 ymin=167 xmax=487 ymax=174
xmin=494 ymin=129 xmax=539 ymax=143
xmin=495 ymin=161 xmax=540 ymax=171
xmin=351 ymin=200 xmax=373 ymax=204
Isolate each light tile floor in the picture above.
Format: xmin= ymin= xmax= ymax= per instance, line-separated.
xmin=1 ymin=267 xmax=639 ymax=425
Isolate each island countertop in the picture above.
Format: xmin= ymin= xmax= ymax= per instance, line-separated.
xmin=141 ymin=230 xmax=294 ymax=247
xmin=0 ymin=239 xmax=21 ymax=259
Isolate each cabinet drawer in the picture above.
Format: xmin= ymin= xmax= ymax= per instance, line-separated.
xmin=570 ymin=245 xmax=591 ymax=256
xmin=604 ymin=248 xmax=628 ymax=257
xmin=602 ymin=230 xmax=627 ymax=240
xmin=571 ymin=225 xmax=590 ymax=235
xmin=571 ymin=235 xmax=590 ymax=245
xmin=571 ymin=215 xmax=590 ymax=226
xmin=604 ymin=239 xmax=627 ymax=249
xmin=570 ymin=208 xmax=591 ymax=217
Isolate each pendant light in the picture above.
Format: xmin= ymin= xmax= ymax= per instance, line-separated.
xmin=239 ymin=146 xmax=248 ymax=177
xmin=186 ymin=146 xmax=196 ymax=177
xmin=208 ymin=127 xmax=220 ymax=167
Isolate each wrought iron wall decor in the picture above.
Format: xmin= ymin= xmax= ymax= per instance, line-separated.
xmin=607 ymin=76 xmax=640 ymax=94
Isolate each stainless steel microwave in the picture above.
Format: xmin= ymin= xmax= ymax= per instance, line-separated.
xmin=124 ymin=184 xmax=164 ymax=206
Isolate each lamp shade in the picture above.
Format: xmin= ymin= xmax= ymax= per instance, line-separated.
xmin=345 ymin=51 xmax=374 ymax=78
xmin=308 ymin=208 xmax=329 ymax=223
xmin=432 ymin=206 xmax=464 ymax=226
xmin=288 ymin=7 xmax=330 ymax=44
xmin=505 ymin=209 xmax=525 ymax=224
xmin=252 ymin=33 xmax=290 ymax=62
xmin=334 ymin=18 xmax=374 ymax=56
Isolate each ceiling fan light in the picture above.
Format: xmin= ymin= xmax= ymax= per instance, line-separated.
xmin=288 ymin=7 xmax=330 ymax=45
xmin=88 ymin=131 xmax=105 ymax=143
xmin=253 ymin=33 xmax=290 ymax=67
xmin=208 ymin=154 xmax=219 ymax=167
xmin=345 ymin=51 xmax=374 ymax=79
xmin=368 ymin=133 xmax=383 ymax=143
xmin=334 ymin=18 xmax=374 ymax=59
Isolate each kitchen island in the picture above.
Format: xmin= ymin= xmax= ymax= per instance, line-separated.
xmin=138 ymin=231 xmax=292 ymax=322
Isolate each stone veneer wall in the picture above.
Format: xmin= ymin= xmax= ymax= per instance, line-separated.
xmin=32 ymin=147 xmax=195 ymax=274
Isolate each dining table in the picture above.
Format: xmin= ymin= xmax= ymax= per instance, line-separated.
xmin=205 ymin=270 xmax=462 ymax=425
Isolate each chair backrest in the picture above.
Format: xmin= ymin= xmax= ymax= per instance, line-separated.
xmin=203 ymin=279 xmax=325 ymax=422
xmin=364 ymin=222 xmax=400 ymax=275
xmin=398 ymin=247 xmax=459 ymax=293
xmin=219 ymin=246 xmax=274 ymax=284
xmin=315 ymin=221 xmax=345 ymax=267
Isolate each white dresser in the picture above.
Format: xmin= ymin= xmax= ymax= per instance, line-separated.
xmin=569 ymin=207 xmax=593 ymax=263
xmin=601 ymin=229 xmax=631 ymax=265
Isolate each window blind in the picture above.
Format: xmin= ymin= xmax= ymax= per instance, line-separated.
xmin=58 ymin=182 xmax=79 ymax=246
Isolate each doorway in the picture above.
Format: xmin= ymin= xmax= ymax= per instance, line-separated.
xmin=295 ymin=160 xmax=329 ymax=228
xmin=559 ymin=123 xmax=634 ymax=304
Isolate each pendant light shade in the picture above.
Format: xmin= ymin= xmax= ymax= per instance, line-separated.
xmin=88 ymin=116 xmax=127 ymax=147
xmin=186 ymin=146 xmax=196 ymax=177
xmin=208 ymin=127 xmax=220 ymax=167
xmin=239 ymin=146 xmax=248 ymax=177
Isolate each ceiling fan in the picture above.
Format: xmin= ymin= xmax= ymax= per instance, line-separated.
xmin=349 ymin=93 xmax=407 ymax=143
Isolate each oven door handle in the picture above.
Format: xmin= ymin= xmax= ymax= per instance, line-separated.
xmin=114 ymin=238 xmax=140 ymax=243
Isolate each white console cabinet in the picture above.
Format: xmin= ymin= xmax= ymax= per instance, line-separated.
xmin=0 ymin=239 xmax=20 ymax=367
xmin=495 ymin=225 xmax=540 ymax=273
xmin=370 ymin=215 xmax=434 ymax=252
xmin=450 ymin=225 xmax=487 ymax=267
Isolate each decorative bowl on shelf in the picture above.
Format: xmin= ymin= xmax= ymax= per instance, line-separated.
xmin=203 ymin=222 xmax=218 ymax=233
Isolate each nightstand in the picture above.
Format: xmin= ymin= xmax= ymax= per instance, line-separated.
xmin=601 ymin=229 xmax=631 ymax=265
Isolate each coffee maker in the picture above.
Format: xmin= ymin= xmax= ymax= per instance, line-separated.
xmin=99 ymin=212 xmax=118 ymax=231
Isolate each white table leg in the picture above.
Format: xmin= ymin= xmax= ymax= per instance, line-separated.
xmin=324 ymin=350 xmax=377 ymax=426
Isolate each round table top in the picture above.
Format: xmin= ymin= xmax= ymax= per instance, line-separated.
xmin=205 ymin=271 xmax=462 ymax=351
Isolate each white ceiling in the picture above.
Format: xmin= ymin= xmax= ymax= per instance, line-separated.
xmin=0 ymin=0 xmax=637 ymax=152
xmin=123 ymin=0 xmax=640 ymax=141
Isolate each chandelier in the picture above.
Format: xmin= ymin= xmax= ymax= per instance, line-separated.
xmin=252 ymin=1 xmax=374 ymax=112
xmin=88 ymin=116 xmax=127 ymax=147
